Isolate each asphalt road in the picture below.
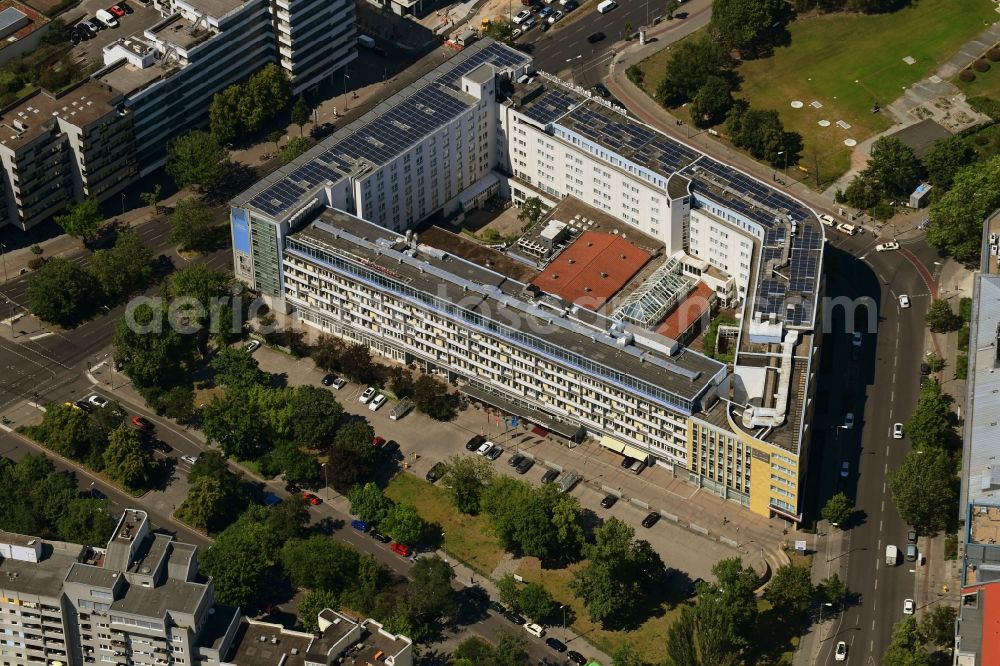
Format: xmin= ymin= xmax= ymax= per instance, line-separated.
xmin=520 ymin=0 xmax=711 ymax=88
xmin=813 ymin=231 xmax=941 ymax=664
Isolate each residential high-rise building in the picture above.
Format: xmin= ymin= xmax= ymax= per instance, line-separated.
xmin=0 ymin=509 xmax=240 ymax=665
xmin=229 ymin=39 xmax=823 ymax=521
xmin=0 ymin=0 xmax=356 ymax=231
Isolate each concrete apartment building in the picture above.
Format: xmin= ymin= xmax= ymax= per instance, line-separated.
xmin=0 ymin=509 xmax=240 ymax=666
xmin=229 ymin=40 xmax=823 ymax=521
xmin=0 ymin=0 xmax=355 ymax=231
xmin=954 ymin=210 xmax=1000 ymax=664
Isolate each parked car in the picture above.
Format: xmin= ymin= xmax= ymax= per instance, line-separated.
xmin=563 ymin=0 xmax=578 ymax=9
xmin=370 ymin=530 xmax=390 ymax=543
xmin=515 ymin=457 xmax=534 ymax=474
xmin=567 ymin=651 xmax=587 ymax=665
xmin=426 ymin=462 xmax=447 ymax=482
xmin=476 ymin=441 xmax=494 ymax=456
xmin=351 ymin=519 xmax=370 ymax=532
xmin=119 ymin=1 xmax=134 ymax=13
xmin=70 ymin=27 xmax=81 ymax=43
xmin=641 ymin=512 xmax=660 ymax=528
xmin=508 ymin=453 xmax=525 ymax=467
xmin=504 ymin=611 xmax=525 ymax=625
xmin=852 ymin=331 xmax=862 ymax=347
xmin=359 ymin=387 xmax=376 ymax=403
xmin=513 ymin=9 xmax=531 ymax=23
xmin=600 ymin=494 xmax=618 ymax=509
xmin=245 ymin=339 xmax=261 ymax=353
xmin=369 ymin=394 xmax=387 ymax=411
xmin=108 ymin=5 xmax=125 ymax=16
xmin=541 ymin=469 xmax=559 ymax=484
xmin=88 ymin=394 xmax=109 ymax=409
xmin=524 ymin=622 xmax=545 ymax=638
xmin=321 ymin=374 xmax=337 ymax=386
xmin=152 ymin=441 xmax=172 ymax=454
xmin=486 ymin=446 xmax=504 ymax=461
xmin=548 ymin=10 xmax=563 ymax=23
xmin=843 ymin=412 xmax=854 ymax=429
xmin=876 ymin=241 xmax=900 ymax=252
xmin=539 ymin=5 xmax=553 ymax=17
xmin=382 ymin=440 xmax=403 ymax=460
xmin=620 ymin=456 xmax=635 ymax=468
xmin=466 ymin=435 xmax=486 ymax=451
xmin=372 ymin=436 xmax=386 ymax=448
xmin=131 ymin=415 xmax=152 ymax=432
xmin=834 ymin=641 xmax=847 ymax=661
xmin=841 ymin=461 xmax=850 ymax=478
xmin=263 ymin=492 xmax=282 ymax=506
xmin=285 ymin=482 xmax=300 ymax=494
xmin=907 ymin=529 xmax=917 ymax=544
xmin=88 ymin=18 xmax=106 ymax=31
xmin=74 ymin=400 xmax=93 ymax=412
xmin=920 ymin=362 xmax=931 ymax=376
xmin=181 ymin=454 xmax=199 ymax=466
xmin=893 ymin=423 xmax=904 ymax=439
xmin=898 ymin=294 xmax=911 ymax=308
xmin=593 ymin=83 xmax=611 ymax=97
xmin=903 ymin=598 xmax=915 ymax=614
xmin=331 ymin=377 xmax=347 ymax=389
xmin=390 ymin=542 xmax=411 ymax=557
xmin=545 ymin=637 xmax=567 ymax=652
xmin=302 ymin=492 xmax=322 ymax=506
xmin=521 ymin=16 xmax=536 ymax=29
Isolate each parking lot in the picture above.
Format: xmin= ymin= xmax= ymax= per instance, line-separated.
xmin=249 ymin=345 xmax=784 ymax=583
xmin=68 ymin=0 xmax=163 ymax=64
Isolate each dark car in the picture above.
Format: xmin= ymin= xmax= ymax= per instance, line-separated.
xmin=285 ymin=482 xmax=301 ymax=494
xmin=152 ymin=440 xmax=173 ymax=454
xmin=563 ymin=0 xmax=578 ymax=9
xmin=465 ymin=585 xmax=489 ymax=603
xmin=70 ymin=27 xmax=81 ymax=43
xmin=642 ymin=511 xmax=660 ymax=528
xmin=504 ymin=611 xmax=525 ymax=625
xmin=541 ymin=469 xmax=559 ymax=484
xmin=88 ymin=17 xmax=106 ymax=31
xmin=426 ymin=462 xmax=447 ymax=482
xmin=593 ymin=83 xmax=611 ymax=98
xmin=920 ymin=362 xmax=931 ymax=376
xmin=382 ymin=440 xmax=403 ymax=461
xmin=370 ymin=530 xmax=391 ymax=543
xmin=587 ymin=31 xmax=605 ymax=43
xmin=567 ymin=651 xmax=587 ymax=665
xmin=76 ymin=23 xmax=94 ymax=38
xmin=907 ymin=529 xmax=917 ymax=544
xmin=621 ymin=456 xmax=635 ymax=468
xmin=372 ymin=45 xmax=388 ymax=57
xmin=120 ymin=0 xmax=134 ymax=13
xmin=488 ymin=600 xmax=506 ymax=614
xmin=600 ymin=494 xmax=618 ymax=509
xmin=540 ymin=21 xmax=550 ymax=31
xmin=74 ymin=400 xmax=93 ymax=412
xmin=321 ymin=374 xmax=337 ymax=386
xmin=545 ymin=637 xmax=567 ymax=652
xmin=466 ymin=435 xmax=486 ymax=451
xmin=508 ymin=453 xmax=525 ymax=467
xmin=515 ymin=457 xmax=534 ymax=474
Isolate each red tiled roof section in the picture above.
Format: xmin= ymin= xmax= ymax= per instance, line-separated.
xmin=656 ymin=281 xmax=714 ymax=340
xmin=984 ymin=583 xmax=1000 ymax=665
xmin=530 ymin=231 xmax=651 ymax=310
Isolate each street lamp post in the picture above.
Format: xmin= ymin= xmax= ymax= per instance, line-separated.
xmin=322 ymin=462 xmax=329 ymax=501
xmin=560 ymin=604 xmax=566 ymax=628
xmin=0 ymin=242 xmax=8 ymax=284
xmin=818 ymin=601 xmax=833 ymax=625
xmin=121 ymin=193 xmax=126 ymax=216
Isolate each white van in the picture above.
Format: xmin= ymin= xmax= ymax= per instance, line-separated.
xmin=885 ymin=544 xmax=898 ymax=565
xmin=836 ymin=222 xmax=857 ymax=236
xmin=597 ymin=0 xmax=616 ymax=13
xmin=818 ymin=213 xmax=837 ymax=228
xmin=96 ymin=9 xmax=119 ymax=27
xmin=357 ymin=35 xmax=375 ymax=49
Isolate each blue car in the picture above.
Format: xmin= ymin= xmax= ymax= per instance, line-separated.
xmin=350 ymin=519 xmax=370 ymax=533
xmin=263 ymin=493 xmax=282 ymax=506
xmin=539 ymin=5 xmax=553 ymax=17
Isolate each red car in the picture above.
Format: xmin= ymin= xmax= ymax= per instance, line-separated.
xmin=302 ymin=492 xmax=322 ymax=506
xmin=372 ymin=436 xmax=386 ymax=448
xmin=108 ymin=5 xmax=125 ymax=15
xmin=130 ymin=415 xmax=152 ymax=432
xmin=390 ymin=542 xmax=411 ymax=557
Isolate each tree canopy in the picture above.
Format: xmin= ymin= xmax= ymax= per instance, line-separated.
xmin=923 ymin=136 xmax=976 ymax=190
xmin=348 ymin=482 xmax=394 ymax=524
xmin=821 ymin=492 xmax=854 ymax=527
xmin=102 ymin=424 xmax=156 ymax=490
xmin=927 ymin=155 xmax=1000 ymax=262
xmin=166 ymin=130 xmax=230 ymax=192
xmin=656 ymin=36 xmax=735 ymax=106
xmin=169 ymin=198 xmax=219 ymax=253
xmin=709 ymin=0 xmax=785 ymax=54
xmin=442 ymin=454 xmax=494 ymax=514
xmin=26 ymin=257 xmax=100 ymax=327
xmin=89 ymin=229 xmax=154 ymax=302
xmin=889 ymin=448 xmax=957 ymax=533
xmin=725 ymin=103 xmax=801 ymax=166
xmin=905 ymin=379 xmax=952 ymax=451
xmin=54 ymin=197 xmax=103 ymax=240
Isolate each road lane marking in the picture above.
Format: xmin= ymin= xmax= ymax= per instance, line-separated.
xmin=28 ymin=332 xmax=52 ymax=341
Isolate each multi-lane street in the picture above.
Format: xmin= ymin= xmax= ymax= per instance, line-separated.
xmin=815 ymin=230 xmax=940 ymax=663
xmin=518 ymin=0 xmax=712 ymax=87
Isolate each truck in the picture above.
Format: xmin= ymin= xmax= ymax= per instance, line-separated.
xmin=597 ymin=0 xmax=616 ymax=12
xmin=885 ymin=544 xmax=898 ymax=565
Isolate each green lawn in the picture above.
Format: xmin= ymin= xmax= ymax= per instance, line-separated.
xmin=956 ymin=60 xmax=1000 ymax=103
xmin=385 ymin=472 xmax=507 ymax=575
xmin=736 ymin=0 xmax=997 ymax=186
xmin=635 ymin=1 xmax=997 ymax=187
xmin=516 ymin=558 xmax=691 ymax=663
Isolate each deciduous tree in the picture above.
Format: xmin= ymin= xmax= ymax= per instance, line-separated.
xmin=906 ymin=379 xmax=952 ymax=451
xmin=883 ymin=617 xmax=932 ymax=666
xmin=166 ymin=130 xmax=230 ymax=192
xmin=169 ymin=198 xmax=218 ymax=253
xmin=709 ymin=0 xmax=785 ymax=54
xmin=298 ymin=589 xmax=340 ymax=631
xmin=482 ymin=18 xmax=517 ymax=45
xmin=442 ymin=455 xmax=494 ymax=514
xmin=348 ymin=482 xmax=394 ymax=524
xmin=27 ymin=257 xmax=99 ymax=326
xmin=920 ymin=604 xmax=957 ymax=647
xmin=208 ymin=86 xmax=243 ymax=145
xmin=291 ymin=96 xmax=311 ymax=135
xmin=656 ymin=35 xmax=734 ymax=105
xmin=821 ymin=492 xmax=854 ymax=526
xmin=102 ymin=424 xmax=155 ymax=490
xmin=54 ymin=198 xmax=102 ymax=240
xmin=927 ymin=156 xmax=1000 ymax=261
xmin=925 ymin=299 xmax=962 ymax=333
xmin=326 ymin=420 xmax=378 ymax=492
xmin=281 ymin=535 xmax=362 ymax=593
xmin=691 ymin=75 xmax=734 ymax=127
xmin=212 ymin=346 xmax=270 ymax=391
xmin=380 ymin=502 xmax=425 ymax=545
xmin=763 ymin=564 xmax=814 ymax=619
xmin=89 ymin=229 xmax=154 ymax=302
xmin=923 ymin=136 xmax=975 ymax=190
xmin=889 ymin=449 xmax=957 ymax=533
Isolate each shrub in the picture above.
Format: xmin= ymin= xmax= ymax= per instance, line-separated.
xmin=30 ymin=244 xmax=43 ymax=255
xmin=27 ymin=256 xmax=46 ymax=270
xmin=974 ymin=59 xmax=990 ymax=73
xmin=873 ymin=203 xmax=895 ymax=220
xmin=959 ymin=70 xmax=976 ymax=83
xmin=958 ymin=325 xmax=970 ymax=351
xmin=969 ymin=96 xmax=1000 ymax=121
xmin=626 ymin=64 xmax=644 ymax=87
xmin=956 ymin=353 xmax=968 ymax=380
xmin=988 ymin=48 xmax=1000 ymax=62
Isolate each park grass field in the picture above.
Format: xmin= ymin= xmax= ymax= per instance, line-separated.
xmin=956 ymin=61 xmax=1000 ymax=103
xmin=736 ymin=0 xmax=997 ymax=186
xmin=385 ymin=472 xmax=507 ymax=575
xmin=635 ymin=0 xmax=997 ymax=188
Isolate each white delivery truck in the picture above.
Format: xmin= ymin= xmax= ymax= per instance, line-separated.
xmin=597 ymin=0 xmax=617 ymax=13
xmin=885 ymin=544 xmax=898 ymax=565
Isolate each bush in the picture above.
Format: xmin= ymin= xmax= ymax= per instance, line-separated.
xmin=959 ymin=70 xmax=976 ymax=82
xmin=974 ymin=59 xmax=990 ymax=73
xmin=626 ymin=64 xmax=644 ymax=87
xmin=958 ymin=325 xmax=970 ymax=351
xmin=956 ymin=353 xmax=968 ymax=380
xmin=27 ymin=256 xmax=46 ymax=270
xmin=988 ymin=48 xmax=1000 ymax=62
xmin=969 ymin=96 xmax=1000 ymax=121
xmin=873 ymin=203 xmax=895 ymax=220
xmin=30 ymin=244 xmax=43 ymax=255
xmin=960 ymin=297 xmax=973 ymax=323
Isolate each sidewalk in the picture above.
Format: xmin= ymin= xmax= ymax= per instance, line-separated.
xmin=795 ymin=521 xmax=848 ymax=666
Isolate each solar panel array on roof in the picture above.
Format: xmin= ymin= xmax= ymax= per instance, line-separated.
xmin=437 ymin=41 xmax=530 ymax=87
xmin=245 ymin=40 xmax=530 ymax=219
xmin=522 ymin=88 xmax=579 ymax=125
